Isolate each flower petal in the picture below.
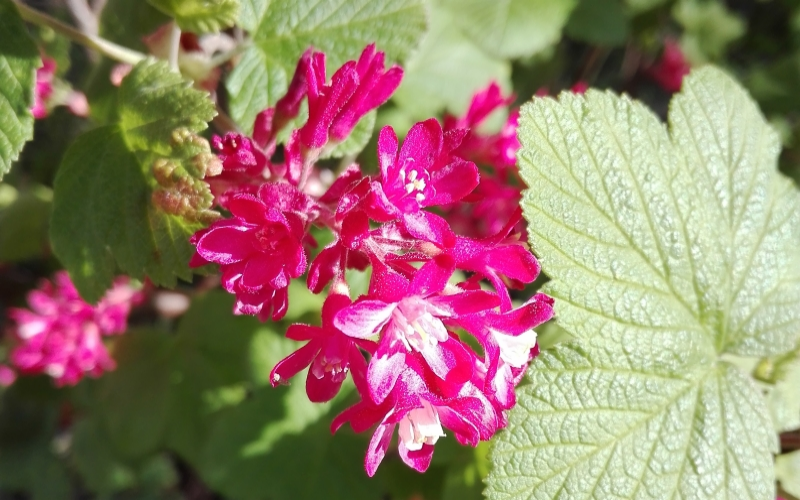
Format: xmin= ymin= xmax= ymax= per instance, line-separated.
xmin=334 ymin=300 xmax=396 ymax=339
xmin=196 ymin=225 xmax=255 ymax=264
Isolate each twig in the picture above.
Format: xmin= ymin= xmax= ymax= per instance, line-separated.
xmin=211 ymin=105 xmax=241 ymax=135
xmin=64 ymin=0 xmax=97 ymax=35
xmin=14 ymin=1 xmax=146 ymax=65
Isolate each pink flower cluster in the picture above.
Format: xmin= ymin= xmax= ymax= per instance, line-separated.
xmin=31 ymin=56 xmax=89 ymax=119
xmin=32 ymin=57 xmax=56 ymax=119
xmin=190 ymin=44 xmax=554 ymax=475
xmin=7 ymin=271 xmax=142 ymax=386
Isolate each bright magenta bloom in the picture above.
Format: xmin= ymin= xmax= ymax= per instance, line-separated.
xmin=191 ymin=44 xmax=554 ymax=477
xmin=270 ymin=292 xmax=375 ymax=402
xmin=8 ymin=271 xmax=142 ymax=386
xmin=332 ymin=352 xmax=500 ymax=476
xmin=648 ymin=39 xmax=690 ymax=93
xmin=368 ymin=119 xmax=479 ymax=247
xmin=190 ymin=183 xmax=317 ymax=321
xmin=300 ymin=43 xmax=403 ymax=149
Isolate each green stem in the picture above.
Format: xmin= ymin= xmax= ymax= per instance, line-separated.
xmin=14 ymin=1 xmax=147 ymax=65
xmin=168 ymin=22 xmax=181 ymax=71
xmin=207 ymin=42 xmax=250 ymax=68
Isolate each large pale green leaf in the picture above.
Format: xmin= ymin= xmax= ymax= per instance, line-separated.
xmin=489 ymin=342 xmax=776 ymax=500
xmin=439 ymin=0 xmax=577 ymax=59
xmin=0 ymin=0 xmax=40 ymax=180
xmin=51 ymin=59 xmax=216 ymax=303
xmin=392 ymin=2 xmax=510 ymax=120
xmin=777 ymin=450 xmax=800 ymax=499
xmin=225 ymin=0 xmax=427 ymax=132
xmin=147 ymin=0 xmax=239 ymax=33
xmin=488 ymin=67 xmax=800 ymax=499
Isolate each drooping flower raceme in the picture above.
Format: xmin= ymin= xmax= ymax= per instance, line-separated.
xmin=191 ymin=43 xmax=554 ymax=476
xmin=7 ymin=271 xmax=142 ymax=386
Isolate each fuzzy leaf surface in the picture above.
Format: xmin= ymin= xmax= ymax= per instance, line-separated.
xmin=225 ymin=0 xmax=427 ymax=131
xmin=487 ymin=66 xmax=800 ymax=499
xmin=51 ymin=59 xmax=216 ymax=303
xmin=147 ymin=0 xmax=239 ymax=33
xmin=0 ymin=0 xmax=40 ymax=180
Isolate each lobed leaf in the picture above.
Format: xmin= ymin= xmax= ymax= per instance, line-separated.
xmin=225 ymin=0 xmax=427 ymax=131
xmin=50 ymin=59 xmax=216 ymax=302
xmin=0 ymin=0 xmax=40 ymax=180
xmin=488 ymin=66 xmax=800 ymax=499
xmin=489 ymin=341 xmax=776 ymax=500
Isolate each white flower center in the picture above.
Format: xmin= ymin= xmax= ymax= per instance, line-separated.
xmin=392 ymin=301 xmax=449 ymax=353
xmin=398 ymin=160 xmax=429 ymax=203
xmin=310 ymin=355 xmax=348 ymax=382
xmin=494 ymin=329 xmax=538 ymax=368
xmin=397 ymin=400 xmax=446 ymax=451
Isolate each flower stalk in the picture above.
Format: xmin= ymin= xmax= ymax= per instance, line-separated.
xmin=14 ymin=1 xmax=147 ymax=65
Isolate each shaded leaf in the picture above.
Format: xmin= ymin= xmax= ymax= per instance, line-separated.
xmin=393 ymin=2 xmax=510 ymax=120
xmin=50 ymin=59 xmax=216 ymax=302
xmin=0 ymin=184 xmax=51 ymax=262
xmin=565 ymin=0 xmax=629 ymax=47
xmin=439 ymin=0 xmax=577 ymax=58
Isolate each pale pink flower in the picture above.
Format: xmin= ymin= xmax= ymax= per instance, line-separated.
xmin=8 ymin=272 xmax=142 ymax=386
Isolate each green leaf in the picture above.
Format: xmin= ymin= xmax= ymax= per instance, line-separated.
xmin=195 ymin=385 xmax=415 ymax=500
xmin=392 ymin=3 xmax=511 ymax=120
xmin=439 ymin=0 xmax=578 ymax=59
xmin=441 ymin=442 xmax=490 ymax=500
xmin=0 ymin=0 xmax=40 ymax=180
xmin=0 ymin=184 xmax=51 ymax=262
xmin=488 ymin=66 xmax=800 ymax=499
xmin=625 ymin=0 xmax=668 ymax=13
xmin=93 ymin=329 xmax=175 ymax=460
xmin=777 ymin=450 xmax=800 ymax=499
xmin=99 ymin=0 xmax=171 ymax=48
xmin=147 ymin=0 xmax=239 ymax=33
xmin=72 ymin=417 xmax=138 ymax=494
xmin=51 ymin=59 xmax=216 ymax=303
xmin=238 ymin=0 xmax=269 ymax=32
xmin=673 ymin=0 xmax=745 ymax=63
xmin=0 ymin=379 xmax=70 ymax=500
xmin=488 ymin=342 xmax=776 ymax=500
xmin=565 ymin=0 xmax=629 ymax=47
xmin=166 ymin=291 xmax=267 ymax=461
xmin=225 ymin=0 xmax=427 ymax=132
